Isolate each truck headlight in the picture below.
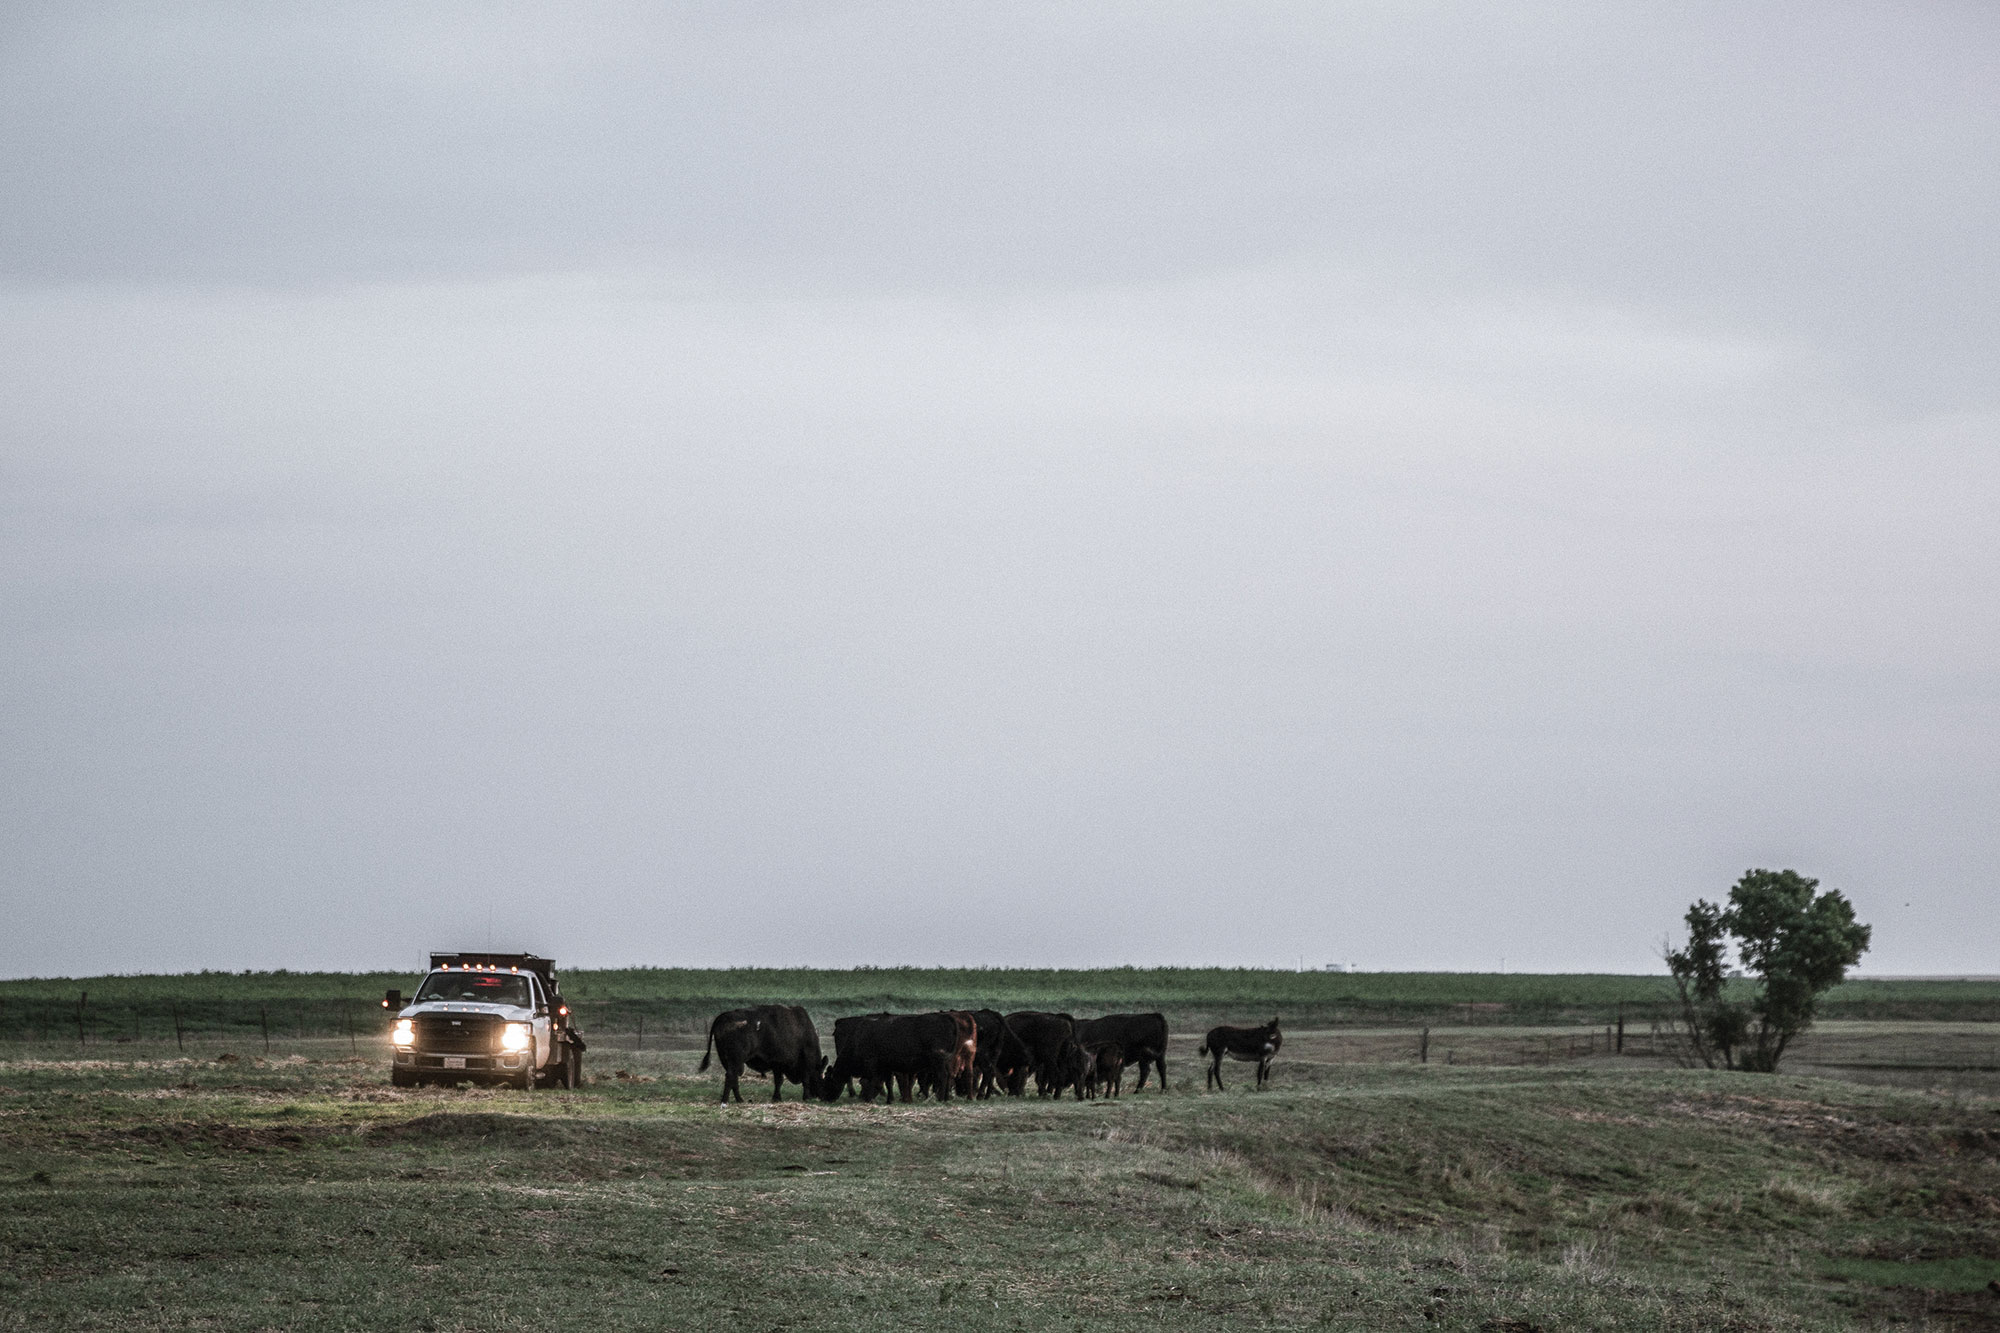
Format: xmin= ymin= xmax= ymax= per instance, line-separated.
xmin=392 ymin=1019 xmax=414 ymax=1047
xmin=500 ymin=1022 xmax=531 ymax=1052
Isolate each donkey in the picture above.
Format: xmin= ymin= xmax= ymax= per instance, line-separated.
xmin=1200 ymin=1017 xmax=1282 ymax=1091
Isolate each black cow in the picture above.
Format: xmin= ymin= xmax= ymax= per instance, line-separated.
xmin=1073 ymin=1013 xmax=1169 ymax=1093
xmin=698 ymin=1005 xmax=824 ymax=1103
xmin=1003 ymin=1011 xmax=1076 ymax=1097
xmin=1056 ymin=1037 xmax=1124 ymax=1100
xmin=1200 ymin=1017 xmax=1282 ymax=1090
xmin=819 ymin=1012 xmax=961 ymax=1103
xmin=1087 ymin=1041 xmax=1126 ymax=1098
xmin=820 ymin=1014 xmax=884 ymax=1101
xmin=971 ymin=1009 xmax=1031 ymax=1098
xmin=1053 ymin=1037 xmax=1089 ymax=1100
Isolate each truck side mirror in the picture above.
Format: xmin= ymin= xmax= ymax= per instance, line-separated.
xmin=382 ymin=989 xmax=402 ymax=1010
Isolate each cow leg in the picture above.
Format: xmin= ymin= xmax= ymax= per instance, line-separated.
xmin=1155 ymin=1053 xmax=1167 ymax=1091
xmin=1207 ymin=1052 xmax=1223 ymax=1091
xmin=720 ymin=1061 xmax=739 ymax=1104
xmin=772 ymin=1069 xmax=784 ymax=1103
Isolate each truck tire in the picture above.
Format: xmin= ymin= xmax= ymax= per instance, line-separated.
xmin=511 ymin=1059 xmax=535 ymax=1092
xmin=564 ymin=1044 xmax=582 ymax=1089
xmin=391 ymin=1066 xmax=416 ymax=1088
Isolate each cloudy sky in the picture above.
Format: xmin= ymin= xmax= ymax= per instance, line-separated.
xmin=3 ymin=3 xmax=1995 ymax=978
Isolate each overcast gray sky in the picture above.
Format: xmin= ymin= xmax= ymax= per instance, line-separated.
xmin=3 ymin=2 xmax=1995 ymax=978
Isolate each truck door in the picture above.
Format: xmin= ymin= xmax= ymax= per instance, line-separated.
xmin=529 ymin=975 xmax=553 ymax=1069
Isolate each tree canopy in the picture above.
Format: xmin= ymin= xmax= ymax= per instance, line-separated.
xmin=1666 ymin=869 xmax=1871 ymax=1073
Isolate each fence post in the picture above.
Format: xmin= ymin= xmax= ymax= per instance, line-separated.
xmin=76 ymin=992 xmax=88 ymax=1046
xmin=172 ymin=1000 xmax=185 ymax=1052
xmin=1419 ymin=1026 xmax=1429 ymax=1064
xmin=636 ymin=1014 xmax=645 ymax=1052
xmin=260 ymin=1005 xmax=270 ymax=1055
xmin=346 ymin=1001 xmax=357 ymax=1055
xmin=1616 ymin=1004 xmax=1625 ymax=1054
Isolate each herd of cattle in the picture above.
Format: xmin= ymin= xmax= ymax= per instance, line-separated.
xmin=696 ymin=1006 xmax=1285 ymax=1104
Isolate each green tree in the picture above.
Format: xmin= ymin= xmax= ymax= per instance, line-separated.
xmin=1665 ymin=869 xmax=1870 ymax=1072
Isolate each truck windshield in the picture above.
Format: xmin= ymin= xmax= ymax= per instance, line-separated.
xmin=412 ymin=972 xmax=532 ymax=1007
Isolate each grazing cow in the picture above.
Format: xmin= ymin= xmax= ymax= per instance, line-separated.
xmin=1064 ymin=1032 xmax=1128 ymax=1096
xmin=1052 ymin=1037 xmax=1088 ymax=1100
xmin=697 ymin=1005 xmax=824 ymax=1104
xmin=943 ymin=1010 xmax=979 ymax=1098
xmin=1073 ymin=1013 xmax=1169 ymax=1093
xmin=820 ymin=1014 xmax=886 ymax=1101
xmin=1200 ymin=1017 xmax=1282 ymax=1090
xmin=819 ymin=1012 xmax=961 ymax=1103
xmin=969 ymin=1009 xmax=1027 ymax=1098
xmin=1003 ymin=1011 xmax=1077 ymax=1097
xmin=1093 ymin=1042 xmax=1126 ymax=1098
xmin=1060 ymin=1038 xmax=1124 ymax=1099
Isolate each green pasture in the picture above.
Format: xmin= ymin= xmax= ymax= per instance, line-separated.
xmin=2 ymin=1037 xmax=1996 ymax=1331
xmin=4 ymin=968 xmax=1996 ymax=1046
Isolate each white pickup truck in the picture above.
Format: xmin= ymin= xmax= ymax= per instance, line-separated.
xmin=384 ymin=952 xmax=586 ymax=1089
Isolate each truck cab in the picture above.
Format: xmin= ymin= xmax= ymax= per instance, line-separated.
xmin=385 ymin=953 xmax=586 ymax=1089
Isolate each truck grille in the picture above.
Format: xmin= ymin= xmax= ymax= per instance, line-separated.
xmin=414 ymin=1013 xmax=503 ymax=1054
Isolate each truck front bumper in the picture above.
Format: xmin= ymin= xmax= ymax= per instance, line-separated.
xmin=395 ymin=1050 xmax=533 ymax=1074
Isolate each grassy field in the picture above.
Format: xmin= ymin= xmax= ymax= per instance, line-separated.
xmin=3 ymin=1023 xmax=1997 ymax=1331
xmin=6 ymin=968 xmax=1999 ymax=1047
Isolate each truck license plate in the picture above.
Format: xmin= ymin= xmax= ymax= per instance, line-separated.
xmin=443 ymin=1056 xmax=466 ymax=1069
